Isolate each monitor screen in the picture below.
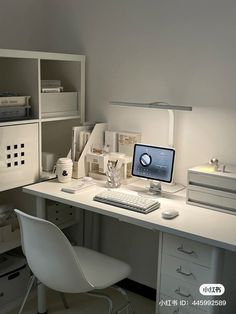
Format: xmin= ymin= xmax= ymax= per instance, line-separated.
xmin=132 ymin=144 xmax=175 ymax=183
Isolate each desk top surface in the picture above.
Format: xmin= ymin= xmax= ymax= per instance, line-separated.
xmin=23 ymin=179 xmax=236 ymax=252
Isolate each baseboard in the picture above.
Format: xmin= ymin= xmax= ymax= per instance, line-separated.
xmin=118 ymin=279 xmax=156 ymax=301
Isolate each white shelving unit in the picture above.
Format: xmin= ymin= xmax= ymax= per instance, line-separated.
xmin=0 ymin=49 xmax=85 ymax=254
xmin=0 ymin=49 xmax=85 ymax=123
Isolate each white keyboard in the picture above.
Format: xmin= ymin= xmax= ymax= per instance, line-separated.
xmin=93 ymin=190 xmax=160 ymax=214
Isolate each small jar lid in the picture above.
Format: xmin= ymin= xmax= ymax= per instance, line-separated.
xmin=57 ymin=158 xmax=73 ymax=165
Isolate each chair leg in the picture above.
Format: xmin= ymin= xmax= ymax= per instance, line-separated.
xmin=87 ymin=291 xmax=113 ymax=314
xmin=18 ymin=275 xmax=36 ymax=314
xmin=59 ymin=292 xmax=70 ymax=309
xmin=111 ymin=286 xmax=135 ymax=314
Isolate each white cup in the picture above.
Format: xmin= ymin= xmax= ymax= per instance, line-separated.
xmin=55 ymin=158 xmax=73 ymax=183
xmin=42 ymin=152 xmax=56 ymax=172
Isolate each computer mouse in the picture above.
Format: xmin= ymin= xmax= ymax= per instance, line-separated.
xmin=161 ymin=209 xmax=179 ymax=219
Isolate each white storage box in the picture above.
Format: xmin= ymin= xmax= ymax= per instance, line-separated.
xmin=118 ymin=131 xmax=141 ymax=156
xmin=0 ymin=123 xmax=39 ymax=192
xmin=0 ymin=254 xmax=31 ymax=307
xmin=0 ymin=96 xmax=30 ymax=106
xmin=41 ymin=92 xmax=79 ymax=118
xmin=0 ymin=106 xmax=31 ymax=121
xmin=187 ymin=163 xmax=236 ymax=215
xmin=0 ymin=96 xmax=31 ymax=121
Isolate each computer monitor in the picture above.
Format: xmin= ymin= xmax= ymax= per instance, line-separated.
xmin=132 ymin=144 xmax=175 ymax=195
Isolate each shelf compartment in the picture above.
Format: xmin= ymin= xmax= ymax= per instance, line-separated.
xmin=0 ymin=57 xmax=39 ymax=120
xmin=41 ymin=92 xmax=79 ymax=119
xmin=1 ymin=225 xmax=20 ymax=242
xmin=0 ymin=105 xmax=31 ymax=122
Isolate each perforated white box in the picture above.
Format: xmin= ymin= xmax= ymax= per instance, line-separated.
xmin=0 ymin=123 xmax=39 ymax=191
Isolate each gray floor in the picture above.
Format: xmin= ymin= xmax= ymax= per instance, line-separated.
xmin=7 ymin=287 xmax=155 ymax=314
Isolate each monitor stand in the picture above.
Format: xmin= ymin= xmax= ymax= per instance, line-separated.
xmin=135 ymin=180 xmax=162 ymax=198
xmin=148 ymin=180 xmax=162 ymax=195
xmin=135 ymin=179 xmax=185 ymax=198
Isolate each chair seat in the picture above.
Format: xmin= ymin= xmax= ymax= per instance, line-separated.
xmin=73 ymin=246 xmax=131 ymax=289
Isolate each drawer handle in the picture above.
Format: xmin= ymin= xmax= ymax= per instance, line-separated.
xmin=175 ymin=287 xmax=191 ymax=298
xmin=177 ymin=245 xmax=194 ymax=255
xmin=176 ymin=266 xmax=193 ymax=277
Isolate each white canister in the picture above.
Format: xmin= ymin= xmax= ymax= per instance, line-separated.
xmin=55 ymin=158 xmax=73 ymax=183
xmin=42 ymin=152 xmax=56 ymax=172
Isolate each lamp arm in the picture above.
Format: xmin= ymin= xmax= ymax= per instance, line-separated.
xmin=168 ymin=109 xmax=174 ymax=147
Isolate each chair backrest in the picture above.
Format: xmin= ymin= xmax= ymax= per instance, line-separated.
xmin=15 ymin=209 xmax=93 ymax=293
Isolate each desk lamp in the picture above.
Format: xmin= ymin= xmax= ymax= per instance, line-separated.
xmin=110 ymin=101 xmax=192 ymax=193
xmin=110 ymin=101 xmax=192 ymax=147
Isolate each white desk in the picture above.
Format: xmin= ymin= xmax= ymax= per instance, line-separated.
xmin=23 ymin=179 xmax=236 ymax=313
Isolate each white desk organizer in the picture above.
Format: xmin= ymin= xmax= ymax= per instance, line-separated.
xmin=187 ymin=163 xmax=236 ymax=215
xmin=72 ymin=123 xmax=108 ymax=179
xmin=86 ymin=152 xmax=133 ymax=183
xmin=0 ymin=123 xmax=39 ymax=191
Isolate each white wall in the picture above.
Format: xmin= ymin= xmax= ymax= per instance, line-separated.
xmin=46 ymin=0 xmax=236 ymax=184
xmin=0 ymin=0 xmax=51 ymax=51
xmin=44 ymin=1 xmax=236 ymax=304
xmin=2 ymin=0 xmax=236 ymax=198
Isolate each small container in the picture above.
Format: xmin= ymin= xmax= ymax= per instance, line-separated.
xmin=55 ymin=158 xmax=73 ymax=183
xmin=42 ymin=152 xmax=56 ymax=171
xmin=106 ymin=161 xmax=121 ymax=188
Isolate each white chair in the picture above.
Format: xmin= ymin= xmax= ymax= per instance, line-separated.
xmin=15 ymin=209 xmax=132 ymax=314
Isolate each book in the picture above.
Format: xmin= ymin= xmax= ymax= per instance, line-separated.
xmin=79 ymin=130 xmax=91 ymax=153
xmin=0 ymin=96 xmax=31 ymax=107
xmin=41 ymin=80 xmax=61 ymax=88
xmin=71 ymin=125 xmax=93 ymax=161
xmin=41 ymin=87 xmax=64 ymax=93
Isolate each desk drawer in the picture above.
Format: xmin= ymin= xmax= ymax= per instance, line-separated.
xmin=160 ymin=274 xmax=211 ymax=312
xmin=188 ymin=172 xmax=236 ymax=193
xmin=163 ymin=234 xmax=213 ymax=267
xmin=187 ymin=188 xmax=236 ymax=214
xmin=161 ymin=255 xmax=213 ymax=286
xmin=46 ymin=202 xmax=76 ymax=227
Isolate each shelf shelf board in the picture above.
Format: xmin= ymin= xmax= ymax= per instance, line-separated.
xmin=0 ymin=48 xmax=85 ymax=62
xmin=0 ymin=238 xmax=21 ymax=254
xmin=40 ymin=171 xmax=57 ymax=181
xmin=0 ymin=119 xmax=40 ymax=127
xmin=41 ymin=115 xmax=81 ymax=122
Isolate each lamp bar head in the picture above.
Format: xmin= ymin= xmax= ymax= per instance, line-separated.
xmin=110 ymin=101 xmax=192 ymax=111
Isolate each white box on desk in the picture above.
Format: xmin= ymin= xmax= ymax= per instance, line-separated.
xmin=118 ymin=131 xmax=141 ymax=156
xmin=187 ymin=163 xmax=236 ymax=215
xmin=72 ymin=123 xmax=108 ymax=178
xmin=105 ymin=131 xmax=117 ymax=152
